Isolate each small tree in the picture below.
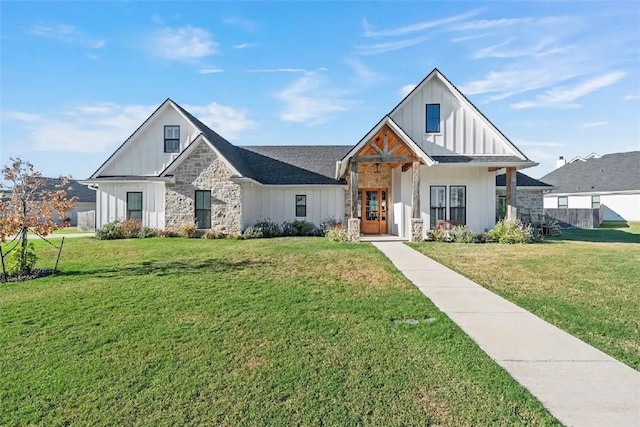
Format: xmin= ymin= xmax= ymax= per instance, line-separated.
xmin=0 ymin=158 xmax=76 ymax=275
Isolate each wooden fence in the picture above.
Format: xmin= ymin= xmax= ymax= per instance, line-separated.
xmin=543 ymin=208 xmax=602 ymax=229
xmin=77 ymin=210 xmax=96 ymax=232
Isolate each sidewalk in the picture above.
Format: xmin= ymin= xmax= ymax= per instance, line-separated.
xmin=373 ymin=241 xmax=640 ymax=427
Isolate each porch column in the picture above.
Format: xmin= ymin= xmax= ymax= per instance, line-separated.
xmin=506 ymin=166 xmax=517 ymax=221
xmin=348 ymin=161 xmax=360 ymax=241
xmin=410 ymin=161 xmax=423 ymax=242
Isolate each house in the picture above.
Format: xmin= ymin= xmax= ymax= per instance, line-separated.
xmin=541 ymin=151 xmax=640 ymax=222
xmin=495 ymin=172 xmax=553 ymax=220
xmin=83 ymin=68 xmax=537 ymax=240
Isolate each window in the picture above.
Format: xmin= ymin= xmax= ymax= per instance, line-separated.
xmin=126 ymin=192 xmax=142 ymax=222
xmin=497 ymin=196 xmax=506 ymax=221
xmin=450 ymin=186 xmax=466 ymax=225
xmin=195 ymin=190 xmax=211 ymax=229
xmin=558 ymin=196 xmax=568 ymax=209
xmin=295 ymin=195 xmax=307 ymax=217
xmin=164 ymin=125 xmax=180 ymax=153
xmin=430 ymin=186 xmax=446 ymax=228
xmin=591 ymin=195 xmax=600 ymax=209
xmin=425 ymin=104 xmax=440 ymax=133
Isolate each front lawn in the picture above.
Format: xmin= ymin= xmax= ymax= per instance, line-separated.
xmin=410 ymin=224 xmax=640 ymax=370
xmin=0 ymin=238 xmax=558 ymax=426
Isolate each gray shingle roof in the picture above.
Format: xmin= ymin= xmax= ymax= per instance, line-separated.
xmin=239 ymin=146 xmax=351 ymax=185
xmin=3 ymin=178 xmax=96 ymax=203
xmin=432 ymin=155 xmax=532 ymax=164
xmin=540 ymin=151 xmax=640 ymax=193
xmin=495 ymin=172 xmax=553 ymax=188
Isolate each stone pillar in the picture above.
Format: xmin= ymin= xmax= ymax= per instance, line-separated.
xmin=410 ymin=218 xmax=424 ymax=242
xmin=348 ymin=218 xmax=360 ymax=242
xmin=350 ymin=161 xmax=358 ymax=219
xmin=506 ymin=167 xmax=517 ymax=221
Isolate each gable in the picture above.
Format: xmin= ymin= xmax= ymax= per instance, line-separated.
xmin=390 ymin=69 xmax=528 ymax=159
xmin=92 ymin=100 xmax=200 ymax=178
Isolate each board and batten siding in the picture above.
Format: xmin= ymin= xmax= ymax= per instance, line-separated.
xmin=392 ymin=166 xmax=496 ymax=238
xmin=545 ymin=193 xmax=640 ymax=221
xmin=241 ymin=185 xmax=345 ymax=229
xmin=100 ymin=107 xmax=200 ymax=177
xmin=390 ymin=78 xmax=518 ymax=157
xmin=95 ymin=182 xmax=165 ymax=228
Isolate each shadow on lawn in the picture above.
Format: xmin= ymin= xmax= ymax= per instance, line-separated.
xmin=547 ymin=228 xmax=640 ymax=244
xmin=62 ymin=258 xmax=268 ymax=278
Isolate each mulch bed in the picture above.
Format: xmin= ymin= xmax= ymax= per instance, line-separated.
xmin=1 ymin=269 xmax=59 ymax=282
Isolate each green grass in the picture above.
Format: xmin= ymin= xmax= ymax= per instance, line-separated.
xmin=410 ymin=224 xmax=640 ymax=370
xmin=0 ymin=238 xmax=559 ymax=426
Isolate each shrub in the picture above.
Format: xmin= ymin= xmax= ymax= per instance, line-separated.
xmin=325 ymin=225 xmax=349 ymax=242
xmin=425 ymin=228 xmax=447 ymax=242
xmin=319 ymin=217 xmax=343 ymax=236
xmin=179 ymin=221 xmax=198 ymax=238
xmin=202 ymin=229 xmax=227 ymax=239
xmin=487 ymin=219 xmax=533 ymax=244
xmin=291 ymin=220 xmax=319 ymax=236
xmin=5 ymin=243 xmax=37 ymax=276
xmin=449 ymin=225 xmax=475 ymax=243
xmin=137 ymin=227 xmax=157 ymax=238
xmin=157 ymin=229 xmax=180 ymax=238
xmin=242 ymin=226 xmax=263 ymax=239
xmin=252 ymin=219 xmax=281 ymax=238
xmin=474 ymin=232 xmax=489 ymax=243
xmin=95 ymin=221 xmax=123 ymax=240
xmin=119 ymin=219 xmax=142 ymax=239
xmin=280 ymin=221 xmax=298 ymax=237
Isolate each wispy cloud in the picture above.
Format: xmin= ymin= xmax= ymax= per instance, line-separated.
xmin=199 ymin=68 xmax=224 ymax=74
xmin=277 ymin=73 xmax=353 ymax=125
xmin=223 ymin=17 xmax=257 ymax=33
xmin=511 ymin=71 xmax=626 ymax=109
xmin=473 ymin=37 xmax=572 ymax=59
xmin=452 ymin=16 xmax=570 ymax=31
xmin=363 ymin=10 xmax=481 ymax=37
xmin=233 ymin=42 xmax=258 ymax=49
xmin=578 ymin=121 xmax=609 ymax=128
xmin=345 ymin=58 xmax=378 ymax=85
xmin=28 ymin=23 xmax=105 ymax=48
xmin=185 ymin=103 xmax=256 ymax=139
xmin=147 ymin=26 xmax=218 ymax=61
xmin=246 ymin=68 xmax=327 ymax=73
xmin=623 ymin=94 xmax=639 ymax=101
xmin=2 ymin=101 xmax=255 ymax=153
xmin=399 ymin=84 xmax=416 ymax=98
xmin=355 ymin=34 xmax=431 ymax=55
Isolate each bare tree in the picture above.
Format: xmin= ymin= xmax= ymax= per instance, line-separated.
xmin=0 ymin=158 xmax=76 ymax=275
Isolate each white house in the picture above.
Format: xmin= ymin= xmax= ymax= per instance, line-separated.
xmin=541 ymin=151 xmax=640 ymax=222
xmin=83 ymin=68 xmax=537 ymax=240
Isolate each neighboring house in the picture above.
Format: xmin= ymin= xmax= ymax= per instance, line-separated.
xmin=83 ymin=68 xmax=537 ymax=240
xmin=1 ymin=178 xmax=96 ymax=227
xmin=541 ymin=151 xmax=640 ymax=222
xmin=495 ymin=172 xmax=553 ymax=220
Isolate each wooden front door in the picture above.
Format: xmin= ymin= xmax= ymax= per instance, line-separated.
xmin=361 ymin=188 xmax=388 ymax=234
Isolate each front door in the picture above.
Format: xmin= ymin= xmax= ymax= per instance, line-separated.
xmin=361 ymin=189 xmax=388 ymax=234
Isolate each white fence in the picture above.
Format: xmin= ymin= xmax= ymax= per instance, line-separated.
xmin=77 ymin=210 xmax=96 ymax=232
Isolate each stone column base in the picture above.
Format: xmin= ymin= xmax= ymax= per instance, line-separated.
xmin=410 ymin=218 xmax=424 ymax=242
xmin=347 ymin=218 xmax=360 ymax=242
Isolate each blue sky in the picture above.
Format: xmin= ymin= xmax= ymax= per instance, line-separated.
xmin=1 ymin=1 xmax=639 ymax=180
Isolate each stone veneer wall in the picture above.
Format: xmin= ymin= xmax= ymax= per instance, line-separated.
xmin=496 ymin=189 xmax=544 ymax=218
xmin=344 ymin=162 xmax=393 ymax=220
xmin=165 ymin=141 xmax=241 ymax=233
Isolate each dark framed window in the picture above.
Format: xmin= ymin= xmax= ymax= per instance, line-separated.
xmin=195 ymin=190 xmax=211 ymax=229
xmin=295 ymin=195 xmax=307 ymax=217
xmin=126 ymin=192 xmax=143 ymax=222
xmin=497 ymin=195 xmax=506 ymax=221
xmin=430 ymin=186 xmax=446 ymax=228
xmin=591 ymin=195 xmax=600 ymax=209
xmin=164 ymin=125 xmax=180 ymax=153
xmin=450 ymin=186 xmax=466 ymax=225
xmin=425 ymin=104 xmax=440 ymax=133
xmin=558 ymin=196 xmax=568 ymax=209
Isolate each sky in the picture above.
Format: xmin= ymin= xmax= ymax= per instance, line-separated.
xmin=1 ymin=1 xmax=639 ymax=180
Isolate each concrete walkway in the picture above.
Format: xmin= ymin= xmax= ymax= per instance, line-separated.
xmin=373 ymin=242 xmax=640 ymax=427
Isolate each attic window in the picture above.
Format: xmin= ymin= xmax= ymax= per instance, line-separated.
xmin=425 ymin=104 xmax=440 ymax=133
xmin=164 ymin=125 xmax=180 ymax=153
